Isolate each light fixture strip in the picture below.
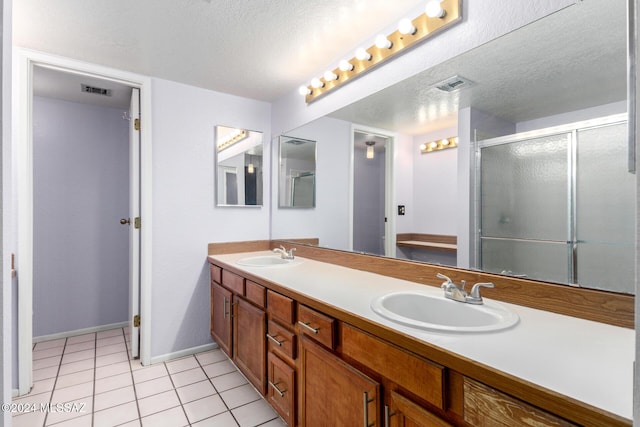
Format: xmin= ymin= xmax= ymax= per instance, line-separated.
xmin=420 ymin=136 xmax=458 ymax=154
xmin=304 ymin=0 xmax=462 ymax=103
xmin=217 ymin=129 xmax=248 ymax=152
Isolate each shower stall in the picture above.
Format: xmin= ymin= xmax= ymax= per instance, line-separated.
xmin=476 ymin=114 xmax=634 ymax=294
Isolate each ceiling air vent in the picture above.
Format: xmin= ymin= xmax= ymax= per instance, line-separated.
xmin=434 ymin=75 xmax=475 ymax=93
xmin=81 ymin=84 xmax=112 ymax=96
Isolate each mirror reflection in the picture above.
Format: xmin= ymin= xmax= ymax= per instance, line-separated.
xmin=272 ymin=0 xmax=634 ymax=294
xmin=279 ymin=136 xmax=316 ymax=208
xmin=215 ymin=126 xmax=263 ymax=206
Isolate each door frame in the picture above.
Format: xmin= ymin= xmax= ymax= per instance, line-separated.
xmin=14 ymin=49 xmax=153 ymax=394
xmin=349 ymin=124 xmax=397 ymax=257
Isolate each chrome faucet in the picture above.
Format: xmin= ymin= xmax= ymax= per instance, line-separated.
xmin=272 ymin=245 xmax=296 ymax=260
xmin=437 ymin=273 xmax=494 ymax=305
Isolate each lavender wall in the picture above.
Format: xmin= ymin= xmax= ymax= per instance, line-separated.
xmin=32 ymin=96 xmax=129 ymax=337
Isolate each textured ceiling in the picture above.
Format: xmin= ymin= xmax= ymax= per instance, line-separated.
xmin=15 ymin=0 xmax=425 ymax=102
xmin=329 ymin=0 xmax=627 ymax=135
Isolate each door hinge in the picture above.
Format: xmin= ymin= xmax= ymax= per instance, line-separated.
xmin=134 ymin=118 xmax=140 ymax=131
xmin=133 ymin=315 xmax=140 ymax=328
xmin=134 ymin=217 xmax=141 ymax=229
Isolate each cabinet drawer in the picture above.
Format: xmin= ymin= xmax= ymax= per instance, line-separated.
xmin=222 ymin=270 xmax=244 ymax=294
xmin=210 ymin=264 xmax=222 ymax=284
xmin=341 ymin=323 xmax=445 ymax=410
xmin=245 ymin=280 xmax=266 ymax=308
xmin=267 ymin=352 xmax=296 ymax=427
xmin=267 ymin=290 xmax=295 ymax=325
xmin=463 ymin=378 xmax=577 ymax=427
xmin=297 ymin=305 xmax=335 ymax=350
xmin=267 ymin=320 xmax=296 ymax=360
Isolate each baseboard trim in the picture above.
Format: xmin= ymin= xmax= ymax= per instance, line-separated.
xmin=149 ymin=342 xmax=219 ymax=365
xmin=33 ymin=321 xmax=129 ymax=343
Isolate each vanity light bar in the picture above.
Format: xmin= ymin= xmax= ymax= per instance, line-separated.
xmin=302 ymin=0 xmax=462 ymax=103
xmin=419 ymin=136 xmax=458 ymax=153
xmin=217 ymin=129 xmax=248 ymax=152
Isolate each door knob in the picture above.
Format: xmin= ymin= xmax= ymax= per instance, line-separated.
xmin=120 ymin=218 xmax=131 ymax=225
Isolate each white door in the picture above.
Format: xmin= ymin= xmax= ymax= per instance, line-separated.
xmin=128 ymin=88 xmax=141 ymax=359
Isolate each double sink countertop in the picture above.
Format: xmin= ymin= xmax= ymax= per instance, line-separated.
xmin=208 ymin=251 xmax=634 ymax=421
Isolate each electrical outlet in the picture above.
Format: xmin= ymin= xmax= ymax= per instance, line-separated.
xmin=398 ymin=205 xmax=405 ymax=215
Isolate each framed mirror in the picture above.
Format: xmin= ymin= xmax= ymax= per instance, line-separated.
xmin=278 ymin=136 xmax=316 ymax=208
xmin=215 ymin=125 xmax=263 ymax=207
xmin=270 ymin=0 xmax=634 ymax=295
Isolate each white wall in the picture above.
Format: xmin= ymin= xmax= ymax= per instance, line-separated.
xmin=395 ymin=133 xmax=414 ymax=234
xmin=32 ymin=96 xmax=129 ymax=337
xmin=149 ymin=78 xmax=271 ymax=359
xmin=270 ymin=116 xmax=351 ymax=250
xmin=2 ymin=0 xmax=12 ymax=415
xmin=412 ymin=126 xmax=458 ymax=235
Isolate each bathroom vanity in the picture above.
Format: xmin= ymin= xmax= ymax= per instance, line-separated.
xmin=207 ymin=241 xmax=633 ymax=427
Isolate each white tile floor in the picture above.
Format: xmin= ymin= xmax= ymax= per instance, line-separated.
xmin=12 ymin=328 xmax=286 ymax=427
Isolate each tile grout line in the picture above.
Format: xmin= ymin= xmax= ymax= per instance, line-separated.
xmin=42 ymin=337 xmax=68 ymax=427
xmin=193 ymin=354 xmax=240 ymax=427
xmin=161 ymin=359 xmax=193 ymax=426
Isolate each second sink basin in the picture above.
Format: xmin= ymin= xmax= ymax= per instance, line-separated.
xmin=236 ymin=256 xmax=297 ymax=267
xmin=371 ymin=291 xmax=519 ymax=333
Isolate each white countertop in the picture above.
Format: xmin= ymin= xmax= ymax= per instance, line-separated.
xmin=210 ymin=251 xmax=635 ymax=420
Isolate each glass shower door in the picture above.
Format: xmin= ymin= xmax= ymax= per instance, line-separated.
xmin=576 ymin=122 xmax=635 ymax=293
xmin=479 ymin=133 xmax=572 ymax=284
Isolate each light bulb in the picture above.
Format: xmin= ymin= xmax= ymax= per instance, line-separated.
xmin=324 ymin=70 xmax=338 ymax=81
xmin=339 ymin=60 xmax=354 ymax=72
xmin=375 ymin=34 xmax=392 ymax=49
xmin=419 ymin=143 xmax=427 ymax=151
xmin=311 ymin=78 xmax=324 ymax=89
xmin=429 ymin=141 xmax=438 ymax=149
xmin=398 ymin=18 xmax=417 ymax=35
xmin=247 ymin=163 xmax=255 ymax=174
xmin=441 ymin=138 xmax=450 ymax=146
xmin=355 ymin=48 xmax=372 ymax=61
xmin=366 ymin=145 xmax=375 ymax=159
xmin=298 ymin=85 xmax=311 ymax=96
xmin=426 ymin=0 xmax=446 ymax=18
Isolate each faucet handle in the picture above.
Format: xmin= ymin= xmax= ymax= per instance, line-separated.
xmin=287 ymin=248 xmax=296 ymax=258
xmin=467 ymin=282 xmax=495 ymax=304
xmin=436 ymin=273 xmax=453 ymax=285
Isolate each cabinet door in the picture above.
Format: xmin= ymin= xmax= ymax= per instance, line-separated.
xmin=267 ymin=352 xmax=295 ymax=426
xmin=210 ymin=282 xmax=233 ymax=357
xmin=234 ymin=296 xmax=267 ymax=395
xmin=388 ymin=390 xmax=452 ymax=427
xmin=301 ymin=336 xmax=380 ymax=427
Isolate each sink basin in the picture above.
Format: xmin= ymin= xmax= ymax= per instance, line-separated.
xmin=371 ymin=291 xmax=519 ymax=333
xmin=236 ymin=256 xmax=297 ymax=267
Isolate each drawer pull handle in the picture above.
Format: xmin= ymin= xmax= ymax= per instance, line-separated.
xmin=384 ymin=405 xmax=396 ymax=427
xmin=223 ymin=297 xmax=229 ymax=319
xmin=363 ymin=391 xmax=375 ymax=427
xmin=298 ymin=321 xmax=320 ymax=334
xmin=268 ymin=380 xmax=287 ymax=397
xmin=266 ymin=333 xmax=284 ymax=346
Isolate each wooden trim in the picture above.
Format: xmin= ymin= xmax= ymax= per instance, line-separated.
xmin=208 ymin=256 xmax=631 ymax=427
xmin=208 ymin=238 xmax=319 ymax=255
xmin=396 ymin=233 xmax=457 ymax=245
xmin=208 ymin=240 xmax=271 ymax=255
xmin=273 ymin=242 xmax=633 ymax=329
xmin=396 ymin=233 xmax=457 ymax=252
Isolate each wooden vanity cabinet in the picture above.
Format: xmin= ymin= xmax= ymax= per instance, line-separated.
xmin=210 ymin=281 xmax=232 ymax=357
xmin=300 ymin=336 xmax=380 ymax=426
xmin=210 ymin=268 xmax=268 ymax=395
xmin=233 ymin=295 xmax=267 ymax=395
xmin=209 ymin=261 xmax=609 ymax=427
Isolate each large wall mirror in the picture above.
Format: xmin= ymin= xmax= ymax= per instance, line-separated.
xmin=272 ymin=0 xmax=634 ymax=295
xmin=215 ymin=125 xmax=264 ymax=206
xmin=278 ymin=136 xmax=316 ymax=208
